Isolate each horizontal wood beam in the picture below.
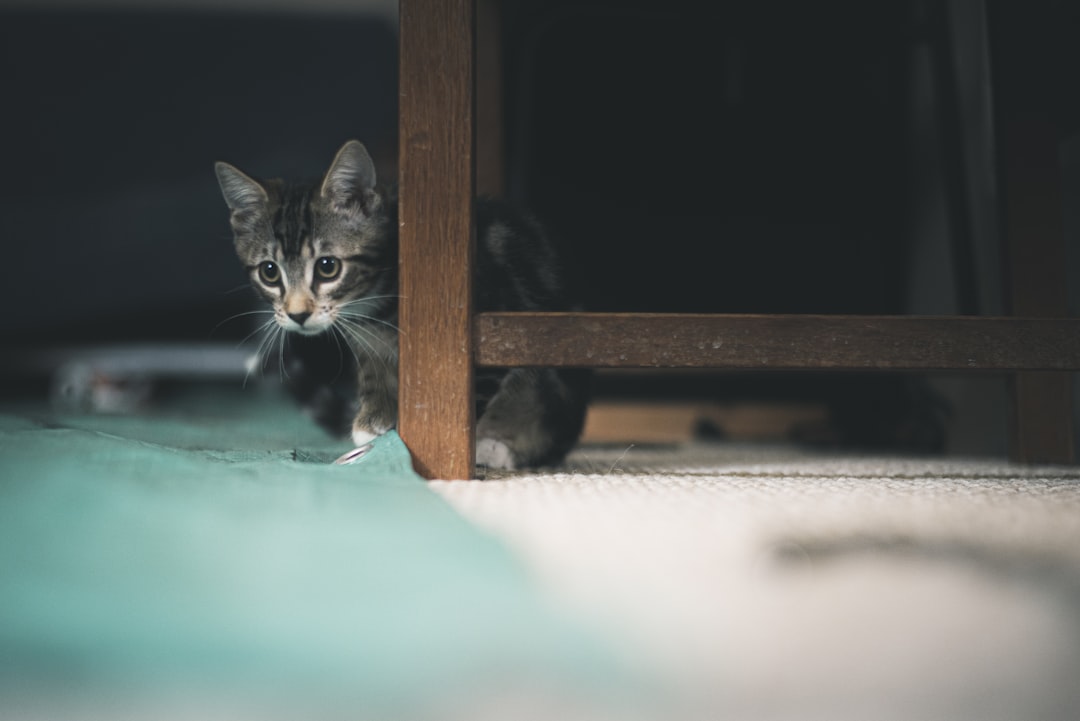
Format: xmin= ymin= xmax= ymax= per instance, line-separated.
xmin=476 ymin=313 xmax=1080 ymax=371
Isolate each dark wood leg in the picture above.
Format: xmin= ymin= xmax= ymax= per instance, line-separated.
xmin=398 ymin=0 xmax=477 ymax=479
xmin=990 ymin=2 xmax=1075 ymax=463
xmin=1010 ymin=372 xmax=1074 ymax=464
xmin=999 ymin=113 xmax=1074 ymax=464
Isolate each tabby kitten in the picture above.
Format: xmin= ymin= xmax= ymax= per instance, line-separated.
xmin=214 ymin=140 xmax=589 ymax=470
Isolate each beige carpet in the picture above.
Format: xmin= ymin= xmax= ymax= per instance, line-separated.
xmin=431 ymin=443 xmax=1080 ymax=721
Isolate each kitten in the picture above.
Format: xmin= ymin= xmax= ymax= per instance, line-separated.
xmin=214 ymin=140 xmax=589 ymax=470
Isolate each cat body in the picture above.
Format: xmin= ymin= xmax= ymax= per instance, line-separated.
xmin=215 ymin=140 xmax=589 ymax=470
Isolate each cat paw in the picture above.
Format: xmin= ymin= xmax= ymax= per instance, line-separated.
xmin=351 ymin=426 xmax=387 ymax=446
xmin=476 ymin=438 xmax=517 ymax=470
xmin=351 ymin=410 xmax=394 ymax=447
xmin=338 ymin=423 xmax=389 ymax=465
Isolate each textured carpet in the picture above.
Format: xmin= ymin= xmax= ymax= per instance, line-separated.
xmin=433 ymin=443 xmax=1080 ymax=721
xmin=5 ymin=385 xmax=1079 ymax=720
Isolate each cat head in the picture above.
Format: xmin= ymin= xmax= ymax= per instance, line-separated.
xmin=214 ymin=140 xmax=396 ymax=336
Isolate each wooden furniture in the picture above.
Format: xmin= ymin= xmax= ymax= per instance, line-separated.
xmin=398 ymin=0 xmax=1079 ymax=479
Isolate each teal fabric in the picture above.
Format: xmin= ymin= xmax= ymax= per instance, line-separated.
xmin=0 ymin=388 xmax=623 ymax=715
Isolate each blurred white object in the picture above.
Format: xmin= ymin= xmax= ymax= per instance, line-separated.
xmin=3 ymin=343 xmax=249 ymax=413
xmin=51 ymin=362 xmax=154 ymax=413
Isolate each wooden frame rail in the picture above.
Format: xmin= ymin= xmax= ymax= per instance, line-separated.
xmin=476 ymin=313 xmax=1080 ymax=372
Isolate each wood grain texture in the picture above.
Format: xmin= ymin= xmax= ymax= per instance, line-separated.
xmin=398 ymin=0 xmax=476 ymax=479
xmin=476 ymin=313 xmax=1080 ymax=371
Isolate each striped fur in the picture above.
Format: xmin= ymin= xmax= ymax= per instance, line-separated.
xmin=215 ymin=140 xmax=589 ymax=470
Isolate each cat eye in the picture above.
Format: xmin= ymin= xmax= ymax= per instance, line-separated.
xmin=315 ymin=256 xmax=341 ymax=280
xmin=257 ymin=261 xmax=281 ymax=285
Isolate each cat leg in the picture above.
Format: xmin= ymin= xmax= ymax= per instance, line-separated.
xmin=334 ymin=391 xmax=396 ymax=465
xmin=475 ymin=368 xmax=550 ymax=470
xmin=475 ymin=437 xmax=517 ymax=471
xmin=476 ymin=368 xmax=588 ymax=470
xmin=345 ymin=357 xmax=398 ymax=446
xmin=350 ymin=381 xmax=397 ymax=445
xmin=350 ymin=424 xmax=387 ymax=447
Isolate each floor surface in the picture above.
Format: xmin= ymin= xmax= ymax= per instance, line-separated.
xmin=434 ymin=442 xmax=1080 ymax=721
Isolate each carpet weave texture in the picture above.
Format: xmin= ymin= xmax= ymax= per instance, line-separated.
xmin=3 ymin=386 xmax=1078 ymax=720
xmin=434 ymin=443 xmax=1080 ymax=721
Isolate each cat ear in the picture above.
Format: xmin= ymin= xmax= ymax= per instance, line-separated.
xmin=214 ymin=161 xmax=269 ymax=212
xmin=320 ymin=140 xmax=377 ymax=213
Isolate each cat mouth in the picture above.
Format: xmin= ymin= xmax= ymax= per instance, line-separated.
xmin=292 ymin=323 xmax=332 ymax=336
xmin=280 ymin=317 xmax=332 ymax=336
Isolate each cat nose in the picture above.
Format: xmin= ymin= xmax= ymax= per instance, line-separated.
xmin=287 ymin=311 xmax=312 ymax=327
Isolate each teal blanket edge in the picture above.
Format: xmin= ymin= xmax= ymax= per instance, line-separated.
xmin=0 ymin=391 xmax=630 ymax=715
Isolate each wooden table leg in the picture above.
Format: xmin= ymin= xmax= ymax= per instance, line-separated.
xmin=991 ymin=2 xmax=1075 ymax=464
xmin=398 ymin=0 xmax=477 ymax=479
xmin=1000 ymin=113 xmax=1074 ymax=463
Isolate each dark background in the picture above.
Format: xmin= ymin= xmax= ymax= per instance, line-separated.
xmin=3 ymin=0 xmax=1079 ymax=455
xmin=2 ymin=6 xmax=398 ymax=343
xmin=507 ymin=0 xmax=914 ymax=316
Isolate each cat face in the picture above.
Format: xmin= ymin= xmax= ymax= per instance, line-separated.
xmin=214 ymin=141 xmax=395 ymax=336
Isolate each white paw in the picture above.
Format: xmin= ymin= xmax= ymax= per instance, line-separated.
xmin=351 ymin=427 xmax=386 ymax=446
xmin=476 ymin=438 xmax=516 ymax=470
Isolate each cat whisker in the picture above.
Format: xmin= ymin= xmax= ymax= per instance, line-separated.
xmin=212 ymin=309 xmax=275 ymax=336
xmin=332 ymin=324 xmax=363 ymax=371
xmin=338 ymin=295 xmax=404 ymax=312
xmin=278 ymin=328 xmax=291 ymax=382
xmin=321 ymin=324 xmax=352 ymax=382
xmin=258 ymin=326 xmax=282 ymax=374
xmin=334 ymin=320 xmax=382 ymax=362
xmin=334 ymin=318 xmax=396 ymax=381
xmin=337 ymin=313 xmax=404 ymax=336
xmin=336 ymin=303 xmax=404 ymax=335
xmin=340 ymin=294 xmax=403 ymax=302
xmin=335 ymin=316 xmax=397 ymax=358
xmin=221 ymin=283 xmax=254 ymax=296
xmin=242 ymin=321 xmax=279 ymax=388
xmin=238 ymin=317 xmax=278 ymax=351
